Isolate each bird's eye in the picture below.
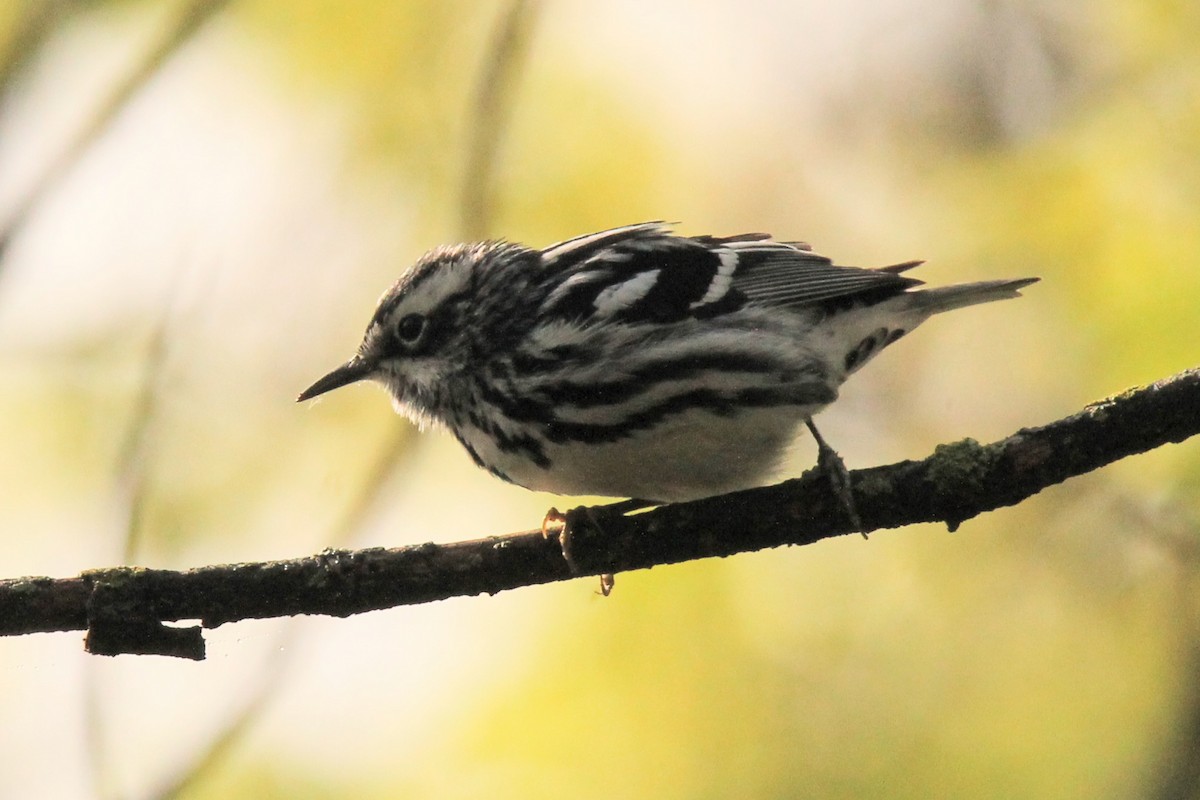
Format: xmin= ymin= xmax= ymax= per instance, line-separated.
xmin=396 ymin=313 xmax=426 ymax=344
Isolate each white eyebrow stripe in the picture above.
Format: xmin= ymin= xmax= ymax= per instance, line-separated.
xmin=593 ymin=269 xmax=660 ymax=315
xmin=691 ymin=249 xmax=738 ymax=308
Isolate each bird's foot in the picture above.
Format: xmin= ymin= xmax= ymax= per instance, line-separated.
xmin=541 ymin=499 xmax=653 ymax=595
xmin=805 ymin=420 xmax=867 ymax=538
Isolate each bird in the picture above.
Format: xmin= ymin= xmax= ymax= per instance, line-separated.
xmin=298 ymin=222 xmax=1036 ymax=508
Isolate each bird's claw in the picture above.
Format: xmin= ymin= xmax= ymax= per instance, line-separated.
xmin=541 ymin=504 xmax=617 ymax=595
xmin=541 ymin=507 xmax=566 ymax=539
xmin=806 ymin=420 xmax=867 ymax=538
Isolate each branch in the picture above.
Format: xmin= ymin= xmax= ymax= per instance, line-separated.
xmin=1 ymin=367 xmax=1197 ymax=659
xmin=459 ymin=0 xmax=540 ymax=240
xmin=0 ymin=0 xmax=232 ymax=266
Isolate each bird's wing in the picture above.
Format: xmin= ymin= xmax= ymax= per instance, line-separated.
xmin=537 ymin=223 xmax=921 ymax=324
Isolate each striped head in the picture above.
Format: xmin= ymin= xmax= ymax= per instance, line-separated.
xmin=296 ymin=240 xmax=541 ymax=428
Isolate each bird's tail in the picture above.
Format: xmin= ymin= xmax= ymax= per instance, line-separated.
xmin=907 ymin=277 xmax=1039 ymax=315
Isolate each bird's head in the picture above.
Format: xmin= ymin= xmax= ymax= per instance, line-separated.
xmin=297 ymin=241 xmax=538 ymax=425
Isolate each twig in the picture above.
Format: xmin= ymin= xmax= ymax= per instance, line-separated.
xmin=0 ymin=0 xmax=71 ymax=95
xmin=459 ymin=0 xmax=539 ymax=240
xmin=0 ymin=366 xmax=1196 ymax=659
xmin=0 ymin=0 xmax=232 ymax=265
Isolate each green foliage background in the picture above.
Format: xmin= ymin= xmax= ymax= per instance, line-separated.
xmin=0 ymin=1 xmax=1196 ymax=798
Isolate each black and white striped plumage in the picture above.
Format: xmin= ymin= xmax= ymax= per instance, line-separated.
xmin=299 ymin=222 xmax=1037 ymax=502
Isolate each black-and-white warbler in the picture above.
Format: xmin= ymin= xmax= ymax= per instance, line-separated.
xmin=299 ymin=222 xmax=1036 ymax=504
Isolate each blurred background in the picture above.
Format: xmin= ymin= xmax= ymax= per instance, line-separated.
xmin=1 ymin=1 xmax=1198 ymax=798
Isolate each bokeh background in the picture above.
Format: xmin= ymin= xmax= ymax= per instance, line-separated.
xmin=1 ymin=1 xmax=1198 ymax=798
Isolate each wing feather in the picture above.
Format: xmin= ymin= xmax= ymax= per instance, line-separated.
xmin=535 ymin=223 xmax=922 ymax=324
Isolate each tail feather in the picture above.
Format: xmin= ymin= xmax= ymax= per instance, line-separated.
xmin=908 ymin=277 xmax=1039 ymax=315
xmin=878 ymin=260 xmax=925 ymax=275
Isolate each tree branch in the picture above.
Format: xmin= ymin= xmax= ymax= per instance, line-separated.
xmin=459 ymin=0 xmax=540 ymax=240
xmin=0 ymin=0 xmax=233 ymax=266
xmin=1 ymin=367 xmax=1197 ymax=659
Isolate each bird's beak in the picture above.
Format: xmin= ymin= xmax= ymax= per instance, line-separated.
xmin=297 ymin=357 xmax=375 ymax=402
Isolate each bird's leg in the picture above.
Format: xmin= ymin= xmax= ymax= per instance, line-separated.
xmin=542 ymin=498 xmax=653 ymax=595
xmin=805 ymin=419 xmax=867 ymax=538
